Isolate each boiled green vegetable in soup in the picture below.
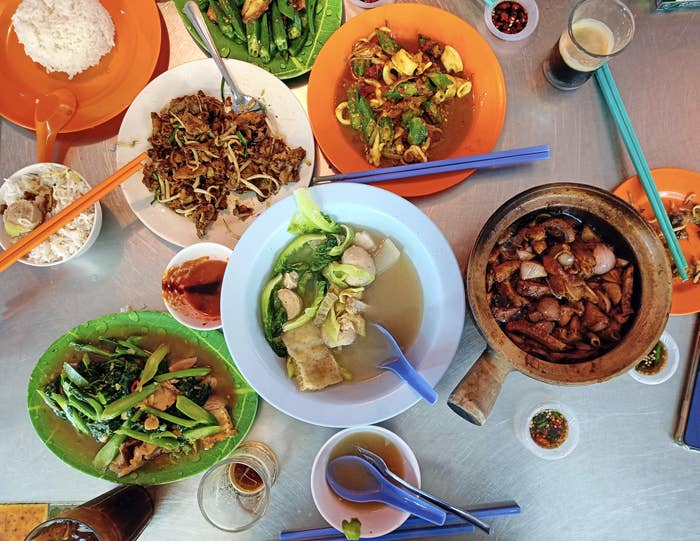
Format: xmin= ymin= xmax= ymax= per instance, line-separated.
xmin=260 ymin=188 xmax=423 ymax=392
xmin=37 ymin=337 xmax=237 ymax=477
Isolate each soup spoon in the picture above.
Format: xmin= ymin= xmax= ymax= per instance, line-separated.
xmin=372 ymin=323 xmax=438 ymax=404
xmin=34 ymin=88 xmax=76 ymax=163
xmin=356 ymin=446 xmax=491 ymax=534
xmin=325 ymin=456 xmax=446 ymax=525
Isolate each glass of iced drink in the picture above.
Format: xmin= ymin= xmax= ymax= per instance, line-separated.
xmin=24 ymin=486 xmax=153 ymax=541
xmin=544 ymin=0 xmax=635 ymax=90
xmin=197 ymin=441 xmax=279 ymax=532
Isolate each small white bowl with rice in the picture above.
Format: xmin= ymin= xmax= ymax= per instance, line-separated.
xmin=0 ymin=163 xmax=101 ymax=267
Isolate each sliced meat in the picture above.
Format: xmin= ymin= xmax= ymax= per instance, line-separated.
xmin=110 ymin=440 xmax=163 ymax=477
xmin=493 ymin=260 xmax=521 ymax=283
xmin=145 ymin=381 xmax=179 ymax=411
xmin=169 ymin=356 xmax=198 ymax=372
xmin=517 ymin=280 xmax=551 ymax=298
xmin=583 ymin=301 xmax=609 ymax=333
xmin=201 ymin=406 xmax=237 ymax=450
xmin=505 ymin=320 xmax=567 ymax=352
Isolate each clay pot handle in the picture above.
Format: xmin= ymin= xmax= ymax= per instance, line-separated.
xmin=447 ymin=349 xmax=512 ymax=426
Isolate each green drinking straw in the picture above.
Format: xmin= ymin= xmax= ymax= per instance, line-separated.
xmin=595 ymin=63 xmax=688 ymax=281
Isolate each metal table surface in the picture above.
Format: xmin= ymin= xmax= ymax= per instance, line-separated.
xmin=1 ymin=1 xmax=699 ymax=540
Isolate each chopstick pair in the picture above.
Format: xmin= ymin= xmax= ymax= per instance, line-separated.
xmin=279 ymin=501 xmax=521 ymax=540
xmin=0 ymin=152 xmax=146 ymax=273
xmin=594 ymin=64 xmax=688 ymax=280
xmin=311 ymin=145 xmax=550 ymax=185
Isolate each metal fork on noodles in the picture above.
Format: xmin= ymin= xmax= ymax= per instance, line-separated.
xmin=183 ymin=1 xmax=263 ymax=113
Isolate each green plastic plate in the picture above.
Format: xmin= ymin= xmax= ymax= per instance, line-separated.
xmin=27 ymin=311 xmax=258 ymax=485
xmin=173 ymin=0 xmax=343 ymax=80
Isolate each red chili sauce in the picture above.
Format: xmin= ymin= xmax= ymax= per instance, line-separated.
xmin=162 ymin=257 xmax=226 ymax=322
xmin=529 ymin=409 xmax=568 ymax=449
xmin=492 ymin=1 xmax=528 ymax=35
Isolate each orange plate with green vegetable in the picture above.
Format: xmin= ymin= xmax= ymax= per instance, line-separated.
xmin=613 ymin=168 xmax=700 ymax=316
xmin=0 ymin=0 xmax=161 ymax=132
xmin=307 ymin=3 xmax=506 ymax=198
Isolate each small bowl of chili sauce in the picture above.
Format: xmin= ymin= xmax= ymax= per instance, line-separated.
xmin=162 ymin=242 xmax=231 ymax=330
xmin=515 ymin=400 xmax=579 ymax=460
xmin=629 ymin=330 xmax=680 ymax=385
xmin=484 ymin=0 xmax=539 ymax=42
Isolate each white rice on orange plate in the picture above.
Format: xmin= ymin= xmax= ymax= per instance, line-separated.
xmin=0 ymin=167 xmax=96 ymax=265
xmin=12 ymin=0 xmax=115 ymax=79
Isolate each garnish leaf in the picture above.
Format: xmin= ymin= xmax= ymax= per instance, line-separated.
xmin=342 ymin=518 xmax=361 ymax=540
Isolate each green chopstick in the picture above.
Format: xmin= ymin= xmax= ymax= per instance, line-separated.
xmin=595 ymin=63 xmax=688 ymax=281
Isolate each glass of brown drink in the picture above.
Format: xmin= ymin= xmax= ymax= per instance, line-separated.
xmin=24 ymin=486 xmax=153 ymax=541
xmin=197 ymin=441 xmax=279 ymax=532
xmin=544 ymin=0 xmax=635 ymax=91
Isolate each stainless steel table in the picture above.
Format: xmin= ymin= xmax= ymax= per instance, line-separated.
xmin=1 ymin=1 xmax=699 ymax=540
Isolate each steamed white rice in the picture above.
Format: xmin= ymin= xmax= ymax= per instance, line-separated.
xmin=12 ymin=0 xmax=115 ymax=79
xmin=0 ymin=167 xmax=95 ymax=264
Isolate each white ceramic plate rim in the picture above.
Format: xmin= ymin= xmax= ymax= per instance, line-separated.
xmin=219 ymin=183 xmax=465 ymax=427
xmin=116 ymin=58 xmax=315 ymax=248
xmin=310 ymin=426 xmax=420 ymax=538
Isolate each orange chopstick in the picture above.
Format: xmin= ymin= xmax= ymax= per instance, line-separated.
xmin=0 ymin=152 xmax=147 ymax=272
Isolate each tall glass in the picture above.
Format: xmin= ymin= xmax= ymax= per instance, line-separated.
xmin=24 ymin=486 xmax=153 ymax=541
xmin=544 ymin=0 xmax=635 ymax=91
xmin=197 ymin=441 xmax=279 ymax=532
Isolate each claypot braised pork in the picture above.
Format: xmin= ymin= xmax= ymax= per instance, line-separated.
xmin=487 ymin=214 xmax=635 ymax=363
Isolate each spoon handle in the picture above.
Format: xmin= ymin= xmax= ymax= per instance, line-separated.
xmin=384 ymin=470 xmax=491 ymax=534
xmin=380 ymin=357 xmax=438 ymax=405
xmin=382 ymin=481 xmax=447 ymax=526
xmin=35 ymin=120 xmax=56 ymax=163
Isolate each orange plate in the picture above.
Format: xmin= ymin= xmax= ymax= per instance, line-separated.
xmin=307 ymin=3 xmax=506 ymax=198
xmin=0 ymin=0 xmax=161 ymax=133
xmin=613 ymin=168 xmax=700 ymax=316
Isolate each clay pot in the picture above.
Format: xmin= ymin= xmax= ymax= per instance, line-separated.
xmin=448 ymin=183 xmax=672 ymax=425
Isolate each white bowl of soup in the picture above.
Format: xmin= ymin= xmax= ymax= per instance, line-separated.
xmin=220 ymin=183 xmax=465 ymax=427
xmin=310 ymin=426 xmax=420 ymax=538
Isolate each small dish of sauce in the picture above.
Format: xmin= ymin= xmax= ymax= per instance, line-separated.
xmin=516 ymin=400 xmax=579 ymax=460
xmin=629 ymin=331 xmax=679 ymax=385
xmin=484 ymin=0 xmax=539 ymax=42
xmin=162 ymin=242 xmax=231 ymax=330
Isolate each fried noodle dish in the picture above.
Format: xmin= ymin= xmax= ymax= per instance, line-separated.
xmin=144 ymin=91 xmax=306 ymax=237
xmin=487 ymin=215 xmax=636 ymax=363
xmin=335 ymin=27 xmax=472 ymax=166
xmin=632 ymin=191 xmax=700 ymax=283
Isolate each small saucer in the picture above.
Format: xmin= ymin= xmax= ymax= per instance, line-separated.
xmin=629 ymin=331 xmax=680 ymax=385
xmin=484 ymin=0 xmax=539 ymax=42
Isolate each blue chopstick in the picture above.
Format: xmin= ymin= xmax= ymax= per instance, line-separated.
xmin=312 ymin=145 xmax=549 ymax=185
xmin=279 ymin=501 xmax=520 ymax=540
xmin=594 ymin=64 xmax=688 ymax=280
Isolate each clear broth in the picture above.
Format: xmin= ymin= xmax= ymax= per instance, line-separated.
xmin=334 ymin=232 xmax=424 ymax=382
xmin=328 ymin=432 xmax=410 ymax=512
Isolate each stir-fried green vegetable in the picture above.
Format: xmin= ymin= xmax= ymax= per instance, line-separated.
xmin=38 ymin=338 xmax=232 ymax=476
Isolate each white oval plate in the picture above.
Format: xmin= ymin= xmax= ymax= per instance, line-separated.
xmin=219 ymin=183 xmax=465 ymax=427
xmin=116 ymin=59 xmax=315 ymax=248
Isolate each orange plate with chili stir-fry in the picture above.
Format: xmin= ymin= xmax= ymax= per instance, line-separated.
xmin=614 ymin=168 xmax=700 ymax=316
xmin=308 ymin=4 xmax=506 ymax=198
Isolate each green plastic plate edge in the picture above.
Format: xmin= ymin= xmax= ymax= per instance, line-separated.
xmin=26 ymin=311 xmax=259 ymax=485
xmin=172 ymin=0 xmax=343 ymax=80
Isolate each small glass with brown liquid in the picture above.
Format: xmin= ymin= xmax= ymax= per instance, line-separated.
xmin=197 ymin=441 xmax=279 ymax=532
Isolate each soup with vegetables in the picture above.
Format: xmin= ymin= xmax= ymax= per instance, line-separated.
xmin=260 ymin=189 xmax=424 ymax=391
xmin=36 ymin=330 xmax=237 ymax=477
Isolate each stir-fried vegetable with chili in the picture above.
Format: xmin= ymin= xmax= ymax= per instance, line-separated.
xmin=37 ymin=337 xmax=237 ymax=477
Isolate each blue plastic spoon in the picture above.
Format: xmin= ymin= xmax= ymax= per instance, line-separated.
xmin=326 ymin=456 xmax=447 ymax=525
xmin=372 ymin=323 xmax=439 ymax=405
